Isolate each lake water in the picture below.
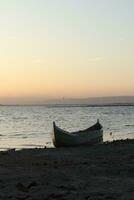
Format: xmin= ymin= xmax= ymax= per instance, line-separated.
xmin=0 ymin=105 xmax=134 ymax=150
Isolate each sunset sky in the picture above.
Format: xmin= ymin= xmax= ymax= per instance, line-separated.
xmin=0 ymin=0 xmax=134 ymax=103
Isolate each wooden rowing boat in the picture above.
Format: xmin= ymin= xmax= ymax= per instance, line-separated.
xmin=52 ymin=120 xmax=103 ymax=147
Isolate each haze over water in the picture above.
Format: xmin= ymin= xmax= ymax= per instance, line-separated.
xmin=0 ymin=0 xmax=134 ymax=103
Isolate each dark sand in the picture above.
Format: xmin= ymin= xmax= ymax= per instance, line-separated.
xmin=0 ymin=139 xmax=134 ymax=200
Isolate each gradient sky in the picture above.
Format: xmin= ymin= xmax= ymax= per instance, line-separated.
xmin=0 ymin=0 xmax=134 ymax=103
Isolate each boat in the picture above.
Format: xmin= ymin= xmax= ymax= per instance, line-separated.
xmin=52 ymin=120 xmax=103 ymax=147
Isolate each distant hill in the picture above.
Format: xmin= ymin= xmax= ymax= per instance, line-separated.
xmin=45 ymin=96 xmax=134 ymax=106
xmin=0 ymin=96 xmax=134 ymax=106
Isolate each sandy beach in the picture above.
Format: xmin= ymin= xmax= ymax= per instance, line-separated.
xmin=0 ymin=139 xmax=134 ymax=200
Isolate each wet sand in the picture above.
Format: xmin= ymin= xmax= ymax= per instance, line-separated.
xmin=0 ymin=139 xmax=134 ymax=200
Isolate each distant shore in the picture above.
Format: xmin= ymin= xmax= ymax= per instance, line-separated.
xmin=0 ymin=139 xmax=134 ymax=199
xmin=0 ymin=103 xmax=134 ymax=107
xmin=1 ymin=95 xmax=134 ymax=106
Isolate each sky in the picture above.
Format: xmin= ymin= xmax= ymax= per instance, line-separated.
xmin=0 ymin=0 xmax=134 ymax=103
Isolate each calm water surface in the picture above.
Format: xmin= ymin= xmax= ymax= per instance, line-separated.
xmin=0 ymin=105 xmax=134 ymax=150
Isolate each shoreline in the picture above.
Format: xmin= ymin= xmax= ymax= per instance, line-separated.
xmin=0 ymin=139 xmax=134 ymax=199
xmin=0 ymin=139 xmax=132 ymax=151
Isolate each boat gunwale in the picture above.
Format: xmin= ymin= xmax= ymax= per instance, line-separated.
xmin=53 ymin=120 xmax=103 ymax=136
